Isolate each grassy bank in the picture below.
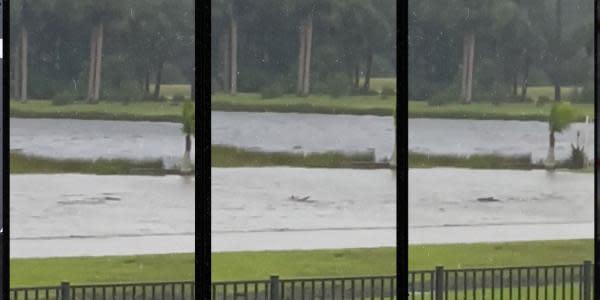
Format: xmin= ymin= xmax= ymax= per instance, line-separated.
xmin=212 ymin=145 xmax=386 ymax=168
xmin=10 ymin=253 xmax=195 ymax=287
xmin=409 ymin=101 xmax=594 ymax=121
xmin=10 ymin=152 xmax=169 ymax=175
xmin=10 ymin=100 xmax=183 ymax=122
xmin=409 ymin=152 xmax=534 ymax=169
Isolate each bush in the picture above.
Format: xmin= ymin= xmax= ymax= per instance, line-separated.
xmin=325 ymin=73 xmax=351 ymax=98
xmin=51 ymin=90 xmax=79 ymax=106
xmin=380 ymin=85 xmax=396 ymax=99
xmin=568 ymin=144 xmax=586 ymax=169
xmin=172 ymin=93 xmax=186 ymax=104
xmin=536 ymin=95 xmax=551 ymax=107
xmin=572 ymin=83 xmax=593 ymax=103
xmin=260 ymin=83 xmax=285 ymax=99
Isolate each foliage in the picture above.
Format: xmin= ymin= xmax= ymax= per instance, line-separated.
xmin=426 ymin=84 xmax=459 ymax=106
xmin=172 ymin=93 xmax=186 ymax=104
xmin=536 ymin=96 xmax=551 ymax=107
xmin=182 ymin=100 xmax=195 ymax=136
xmin=549 ymin=102 xmax=576 ymax=133
xmin=568 ymin=144 xmax=586 ymax=169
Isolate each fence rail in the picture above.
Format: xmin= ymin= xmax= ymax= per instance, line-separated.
xmin=8 ymin=261 xmax=595 ymax=300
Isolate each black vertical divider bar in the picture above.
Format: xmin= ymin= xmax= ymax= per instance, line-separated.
xmin=197 ymin=0 xmax=211 ymax=300
xmin=596 ymin=0 xmax=599 ymax=299
xmin=2 ymin=0 xmax=8 ymax=298
xmin=397 ymin=0 xmax=408 ymax=299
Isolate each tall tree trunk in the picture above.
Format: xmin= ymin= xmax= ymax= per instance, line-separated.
xmin=353 ymin=64 xmax=360 ymax=89
xmin=181 ymin=133 xmax=192 ymax=173
xmin=301 ymin=16 xmax=313 ymax=96
xmin=153 ymin=60 xmax=164 ymax=99
xmin=221 ymin=30 xmax=230 ymax=93
xmin=93 ymin=23 xmax=104 ymax=102
xmin=191 ymin=76 xmax=195 ymax=100
xmin=520 ymin=55 xmax=530 ymax=102
xmin=554 ymin=84 xmax=561 ymax=101
xmin=465 ymin=32 xmax=475 ymax=103
xmin=512 ymin=74 xmax=518 ymax=96
xmin=87 ymin=26 xmax=98 ymax=102
xmin=144 ymin=70 xmax=150 ymax=94
xmin=20 ymin=27 xmax=28 ymax=101
xmin=229 ymin=17 xmax=238 ymax=95
xmin=297 ymin=20 xmax=306 ymax=95
xmin=14 ymin=45 xmax=20 ymax=100
xmin=363 ymin=50 xmax=373 ymax=92
xmin=460 ymin=33 xmax=469 ymax=100
xmin=546 ymin=130 xmax=556 ymax=168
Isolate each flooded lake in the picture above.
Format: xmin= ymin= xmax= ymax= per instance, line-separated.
xmin=11 ymin=116 xmax=592 ymax=163
xmin=10 ymin=118 xmax=195 ymax=167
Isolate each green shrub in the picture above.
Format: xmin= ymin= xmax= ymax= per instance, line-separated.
xmin=568 ymin=144 xmax=586 ymax=169
xmin=536 ymin=95 xmax=551 ymax=107
xmin=51 ymin=90 xmax=79 ymax=106
xmin=325 ymin=73 xmax=351 ymax=98
xmin=260 ymin=83 xmax=285 ymax=99
xmin=380 ymin=85 xmax=396 ymax=99
xmin=102 ymin=81 xmax=143 ymax=103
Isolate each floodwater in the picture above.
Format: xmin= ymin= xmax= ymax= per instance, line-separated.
xmin=10 ymin=167 xmax=592 ymax=256
xmin=10 ymin=118 xmax=195 ymax=168
xmin=11 ymin=116 xmax=592 ymax=163
xmin=11 ymin=174 xmax=195 ymax=258
xmin=409 ymin=168 xmax=593 ymax=244
xmin=410 ymin=118 xmax=594 ymax=162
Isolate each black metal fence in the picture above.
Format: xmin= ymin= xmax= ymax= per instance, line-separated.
xmin=409 ymin=261 xmax=593 ymax=300
xmin=8 ymin=261 xmax=594 ymax=300
xmin=10 ymin=281 xmax=195 ymax=300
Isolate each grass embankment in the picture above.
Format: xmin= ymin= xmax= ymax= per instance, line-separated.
xmin=409 ymin=101 xmax=593 ymax=122
xmin=10 ymin=152 xmax=169 ymax=175
xmin=10 ymin=240 xmax=591 ymax=286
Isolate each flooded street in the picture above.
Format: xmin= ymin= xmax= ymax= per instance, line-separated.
xmin=11 ymin=174 xmax=195 ymax=257
xmin=10 ymin=167 xmax=592 ymax=256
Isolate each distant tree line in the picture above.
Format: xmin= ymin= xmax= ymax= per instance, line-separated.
xmin=10 ymin=0 xmax=194 ymax=102
xmin=409 ymin=0 xmax=594 ymax=104
xmin=211 ymin=0 xmax=396 ymax=97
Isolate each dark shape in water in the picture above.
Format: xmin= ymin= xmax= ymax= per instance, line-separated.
xmin=477 ymin=197 xmax=501 ymax=203
xmin=289 ymin=195 xmax=310 ymax=202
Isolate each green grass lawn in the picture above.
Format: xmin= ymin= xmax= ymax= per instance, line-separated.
xmin=10 ymin=240 xmax=590 ymax=287
xmin=10 ymin=253 xmax=195 ymax=287
xmin=156 ymin=84 xmax=191 ymax=99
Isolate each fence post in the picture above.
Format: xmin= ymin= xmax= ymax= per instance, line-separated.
xmin=435 ymin=266 xmax=444 ymax=300
xmin=270 ymin=275 xmax=280 ymax=300
xmin=583 ymin=261 xmax=591 ymax=300
xmin=60 ymin=281 xmax=70 ymax=300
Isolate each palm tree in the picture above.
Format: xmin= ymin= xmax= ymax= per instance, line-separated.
xmin=545 ymin=102 xmax=576 ymax=168
xmin=181 ymin=100 xmax=195 ymax=173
